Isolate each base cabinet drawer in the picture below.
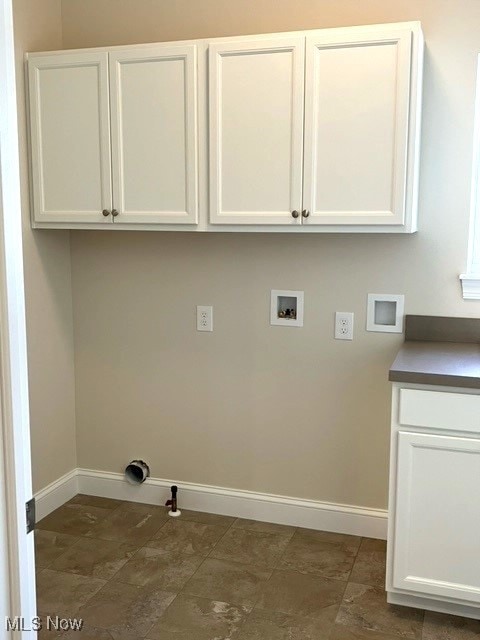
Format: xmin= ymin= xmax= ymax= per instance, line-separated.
xmin=399 ymin=388 xmax=480 ymax=433
xmin=392 ymin=430 xmax=480 ymax=604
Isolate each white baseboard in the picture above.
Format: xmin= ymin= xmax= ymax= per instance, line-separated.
xmin=34 ymin=469 xmax=78 ymax=521
xmin=77 ymin=468 xmax=387 ymax=539
xmin=34 ymin=467 xmax=387 ymax=538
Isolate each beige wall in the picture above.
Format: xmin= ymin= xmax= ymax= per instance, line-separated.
xmin=62 ymin=0 xmax=480 ymax=510
xmin=13 ymin=0 xmax=77 ymax=492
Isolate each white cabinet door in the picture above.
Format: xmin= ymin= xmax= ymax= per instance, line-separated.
xmin=209 ymin=37 xmax=305 ymax=225
xmin=393 ymin=431 xmax=480 ymax=604
xmin=303 ymin=26 xmax=413 ymax=226
xmin=28 ymin=52 xmax=113 ymax=224
xmin=109 ymin=45 xmax=198 ymax=224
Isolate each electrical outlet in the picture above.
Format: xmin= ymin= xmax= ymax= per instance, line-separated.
xmin=335 ymin=312 xmax=354 ymax=340
xmin=196 ymin=305 xmax=213 ymax=332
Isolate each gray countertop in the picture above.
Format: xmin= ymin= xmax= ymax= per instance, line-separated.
xmin=389 ymin=316 xmax=480 ymax=389
xmin=389 ymin=341 xmax=480 ymax=389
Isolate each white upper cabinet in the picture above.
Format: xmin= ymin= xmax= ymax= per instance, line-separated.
xmin=208 ymin=37 xmax=305 ymax=225
xmin=27 ymin=22 xmax=423 ymax=231
xmin=28 ymin=52 xmax=112 ymax=224
xmin=303 ymin=25 xmax=417 ymax=227
xmin=208 ymin=23 xmax=423 ymax=231
xmin=28 ymin=45 xmax=198 ymax=227
xmin=109 ymin=46 xmax=198 ymax=224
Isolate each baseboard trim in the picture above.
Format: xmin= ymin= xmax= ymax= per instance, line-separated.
xmin=77 ymin=468 xmax=387 ymax=539
xmin=34 ymin=469 xmax=78 ymax=521
xmin=34 ymin=468 xmax=387 ymax=538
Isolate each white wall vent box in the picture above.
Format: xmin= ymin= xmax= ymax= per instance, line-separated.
xmin=270 ymin=290 xmax=304 ymax=327
xmin=367 ymin=293 xmax=405 ymax=333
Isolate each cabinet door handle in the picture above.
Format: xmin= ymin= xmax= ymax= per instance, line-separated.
xmin=102 ymin=209 xmax=111 ymax=217
xmin=112 ymin=209 xmax=119 ymax=217
xmin=291 ymin=210 xmax=300 ymax=219
xmin=302 ymin=209 xmax=310 ymax=218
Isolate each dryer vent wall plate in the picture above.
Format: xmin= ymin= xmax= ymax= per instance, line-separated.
xmin=367 ymin=294 xmax=405 ymax=333
xmin=125 ymin=460 xmax=150 ymax=484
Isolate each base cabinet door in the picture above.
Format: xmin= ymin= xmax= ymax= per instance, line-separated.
xmin=303 ymin=25 xmax=414 ymax=226
xmin=208 ymin=36 xmax=305 ymax=225
xmin=28 ymin=52 xmax=113 ymax=224
xmin=393 ymin=431 xmax=480 ymax=603
xmin=109 ymin=45 xmax=198 ymax=224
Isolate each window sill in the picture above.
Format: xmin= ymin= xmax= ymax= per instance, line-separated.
xmin=460 ymin=274 xmax=480 ymax=299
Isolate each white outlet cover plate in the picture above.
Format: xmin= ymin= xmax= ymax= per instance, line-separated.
xmin=335 ymin=311 xmax=354 ymax=340
xmin=196 ymin=305 xmax=213 ymax=332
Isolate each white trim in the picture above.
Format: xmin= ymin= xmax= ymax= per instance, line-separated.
xmin=30 ymin=467 xmax=390 ymax=539
xmin=459 ymin=273 xmax=480 ymax=300
xmin=78 ymin=469 xmax=388 ymax=538
xmin=26 ymin=21 xmax=422 ymax=60
xmin=0 ymin=0 xmax=37 ymax=633
xmin=34 ymin=470 xmax=78 ymax=522
xmin=460 ymin=54 xmax=480 ymax=298
xmin=387 ymin=591 xmax=480 ymax=621
xmin=34 ymin=468 xmax=387 ymax=539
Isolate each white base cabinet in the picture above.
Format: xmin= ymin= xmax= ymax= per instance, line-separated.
xmin=387 ymin=384 xmax=480 ymax=619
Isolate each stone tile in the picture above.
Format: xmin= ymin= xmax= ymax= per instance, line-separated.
xmin=51 ymin=537 xmax=137 ymax=579
xmin=77 ymin=580 xmax=176 ymax=638
xmin=145 ymin=519 xmax=227 ymax=556
xmin=325 ymin=624 xmax=400 ymax=640
xmin=255 ymin=568 xmax=345 ymax=620
xmin=111 ymin=546 xmax=203 ymax=590
xmin=37 ymin=619 xmax=67 ymax=640
xmin=329 ymin=624 xmax=405 ymax=639
xmin=35 ymin=530 xmax=79 ymax=569
xmin=359 ymin=538 xmax=387 ymax=553
xmin=182 ymin=558 xmax=272 ymax=608
xmin=36 ymin=569 xmax=106 ymax=618
xmin=279 ymin=529 xmax=359 ymax=580
xmin=67 ymin=494 xmax=124 ymax=511
xmin=237 ymin=608 xmax=335 ymax=639
xmin=232 ymin=518 xmax=296 ymax=537
xmin=37 ymin=504 xmax=112 ymax=536
xmin=336 ymin=583 xmax=423 ymax=639
xmin=294 ymin=528 xmax=362 ymax=552
xmin=64 ymin=628 xmax=113 ymax=639
xmin=178 ymin=509 xmax=236 ymax=527
xmin=422 ymin=611 xmax=480 ymax=640
xmin=86 ymin=502 xmax=167 ymax=545
xmin=147 ymin=594 xmax=250 ymax=640
xmin=38 ymin=621 xmax=113 ymax=639
xmin=210 ymin=528 xmax=291 ymax=568
xmin=120 ymin=500 xmax=162 ymax=512
xmin=349 ymin=540 xmax=386 ymax=588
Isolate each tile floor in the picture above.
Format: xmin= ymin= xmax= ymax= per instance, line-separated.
xmin=35 ymin=495 xmax=480 ymax=639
